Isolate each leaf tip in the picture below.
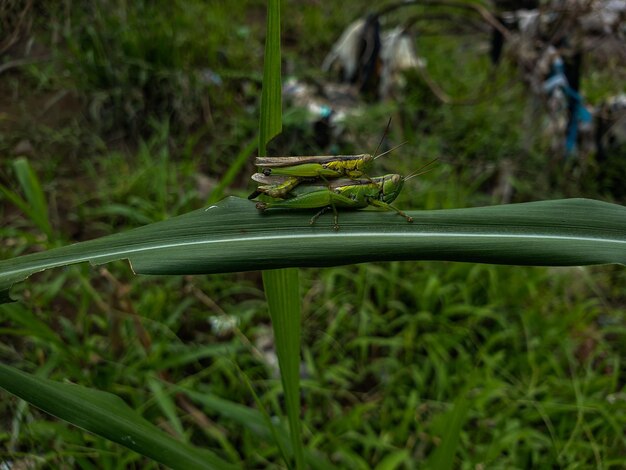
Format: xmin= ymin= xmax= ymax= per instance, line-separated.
xmin=0 ymin=288 xmax=16 ymax=304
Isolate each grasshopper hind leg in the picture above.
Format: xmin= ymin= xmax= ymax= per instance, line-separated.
xmin=248 ymin=189 xmax=262 ymax=200
xmin=310 ymin=206 xmax=329 ymax=225
xmin=310 ymin=204 xmax=340 ymax=231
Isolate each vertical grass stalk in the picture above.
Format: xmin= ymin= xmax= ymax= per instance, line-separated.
xmin=258 ymin=1 xmax=305 ymax=468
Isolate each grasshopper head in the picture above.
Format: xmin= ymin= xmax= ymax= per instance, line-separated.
xmin=358 ymin=154 xmax=374 ymax=169
xmin=381 ymin=174 xmax=404 ymax=203
xmin=383 ymin=159 xmax=438 ymax=203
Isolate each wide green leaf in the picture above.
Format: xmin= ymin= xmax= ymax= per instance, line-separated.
xmin=1 ymin=197 xmax=625 ymax=302
xmin=0 ymin=363 xmax=239 ymax=470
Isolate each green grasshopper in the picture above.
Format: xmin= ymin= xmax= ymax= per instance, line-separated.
xmin=250 ymin=154 xmax=365 ymax=200
xmin=253 ymin=171 xmax=419 ymax=230
xmin=254 ymin=153 xmax=373 ymax=178
xmin=250 ymin=119 xmax=405 ymax=199
xmin=249 ymin=143 xmax=406 ymax=199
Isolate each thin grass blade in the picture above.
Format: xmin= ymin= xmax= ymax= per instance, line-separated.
xmin=207 ymin=138 xmax=258 ymax=204
xmin=258 ymin=0 xmax=305 ymax=467
xmin=0 ymin=363 xmax=239 ymax=470
xmin=178 ymin=386 xmax=332 ymax=470
xmin=0 ymin=158 xmax=53 ymax=239
xmin=12 ymin=158 xmax=53 ymax=238
xmin=262 ymin=268 xmax=303 ymax=469
xmin=258 ymin=0 xmax=282 ymax=152
xmin=424 ymin=392 xmax=472 ymax=470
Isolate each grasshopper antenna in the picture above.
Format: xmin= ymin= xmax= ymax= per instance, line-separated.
xmin=374 ymin=141 xmax=407 ymax=160
xmin=373 ymin=117 xmax=392 ymax=158
xmin=373 ymin=118 xmax=407 ymax=161
xmin=404 ymin=158 xmax=439 ymax=181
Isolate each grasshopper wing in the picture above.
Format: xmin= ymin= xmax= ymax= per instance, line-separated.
xmin=251 ymin=173 xmax=291 ymax=184
xmin=255 ymin=154 xmax=369 ymax=167
xmin=251 ymin=173 xmax=319 ymax=184
xmin=327 ymin=177 xmax=378 ymax=190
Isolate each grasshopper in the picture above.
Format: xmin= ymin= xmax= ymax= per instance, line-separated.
xmin=248 ymin=154 xmax=370 ymax=200
xmin=254 ymin=153 xmax=373 ymax=178
xmin=249 ymin=143 xmax=406 ymax=200
xmin=254 ymin=173 xmax=414 ymax=230
xmin=252 ymin=158 xmax=438 ymax=230
xmin=250 ymin=119 xmax=405 ymax=199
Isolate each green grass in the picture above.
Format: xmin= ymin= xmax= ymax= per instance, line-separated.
xmin=1 ymin=0 xmax=626 ymax=468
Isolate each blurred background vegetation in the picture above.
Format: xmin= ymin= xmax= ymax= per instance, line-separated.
xmin=1 ymin=0 xmax=626 ymax=468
